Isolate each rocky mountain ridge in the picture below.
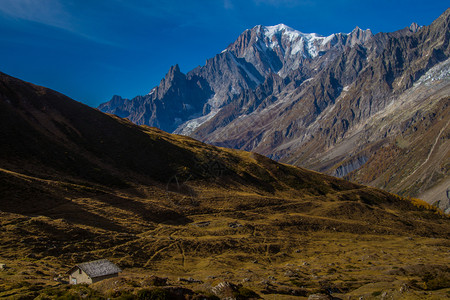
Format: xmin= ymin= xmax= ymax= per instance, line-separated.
xmin=99 ymin=23 xmax=375 ymax=134
xmin=189 ymin=9 xmax=449 ymax=209
xmin=98 ymin=9 xmax=449 ymax=209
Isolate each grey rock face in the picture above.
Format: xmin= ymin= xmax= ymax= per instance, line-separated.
xmin=189 ymin=9 xmax=450 ymax=206
xmin=98 ymin=64 xmax=213 ymax=132
xmin=333 ymin=156 xmax=369 ymax=178
xmin=98 ymin=9 xmax=450 ymax=209
xmin=99 ymin=24 xmax=373 ymax=134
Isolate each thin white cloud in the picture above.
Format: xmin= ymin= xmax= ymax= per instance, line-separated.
xmin=0 ymin=0 xmax=72 ymax=30
xmin=0 ymin=0 xmax=119 ymax=47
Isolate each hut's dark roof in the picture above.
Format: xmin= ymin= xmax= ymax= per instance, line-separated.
xmin=70 ymin=259 xmax=121 ymax=278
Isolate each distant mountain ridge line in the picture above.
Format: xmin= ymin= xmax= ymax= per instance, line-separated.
xmin=98 ymin=22 xmax=377 ymax=133
xmin=98 ymin=9 xmax=450 ymax=211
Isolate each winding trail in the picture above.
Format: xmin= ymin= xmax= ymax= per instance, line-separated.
xmin=144 ymin=242 xmax=178 ymax=267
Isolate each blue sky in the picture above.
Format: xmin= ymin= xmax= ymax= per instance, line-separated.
xmin=0 ymin=0 xmax=448 ymax=107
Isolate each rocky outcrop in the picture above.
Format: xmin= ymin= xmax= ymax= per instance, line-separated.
xmin=98 ymin=64 xmax=213 ymax=132
xmin=333 ymin=156 xmax=369 ymax=178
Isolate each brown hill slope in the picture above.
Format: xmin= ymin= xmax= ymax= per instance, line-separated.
xmin=0 ymin=72 xmax=449 ymax=299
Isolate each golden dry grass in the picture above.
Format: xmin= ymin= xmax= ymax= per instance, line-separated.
xmin=0 ymin=174 xmax=449 ymax=299
xmin=0 ymin=72 xmax=449 ymax=299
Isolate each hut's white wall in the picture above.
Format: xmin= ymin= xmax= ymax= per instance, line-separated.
xmin=68 ymin=268 xmax=92 ymax=284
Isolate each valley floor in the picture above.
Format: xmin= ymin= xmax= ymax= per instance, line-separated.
xmin=0 ymin=183 xmax=449 ymax=299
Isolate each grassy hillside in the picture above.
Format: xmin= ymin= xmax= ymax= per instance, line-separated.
xmin=0 ymin=72 xmax=449 ymax=299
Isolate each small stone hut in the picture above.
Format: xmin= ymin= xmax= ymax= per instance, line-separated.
xmin=67 ymin=259 xmax=121 ymax=284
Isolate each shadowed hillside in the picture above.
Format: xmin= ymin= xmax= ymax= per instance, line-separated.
xmin=0 ymin=72 xmax=449 ymax=299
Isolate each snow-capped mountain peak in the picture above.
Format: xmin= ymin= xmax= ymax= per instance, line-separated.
xmin=99 ymin=22 xmax=377 ymax=134
xmin=262 ymin=24 xmax=322 ymax=39
xmin=254 ymin=24 xmax=327 ymax=57
xmin=263 ymin=24 xmax=304 ymax=40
